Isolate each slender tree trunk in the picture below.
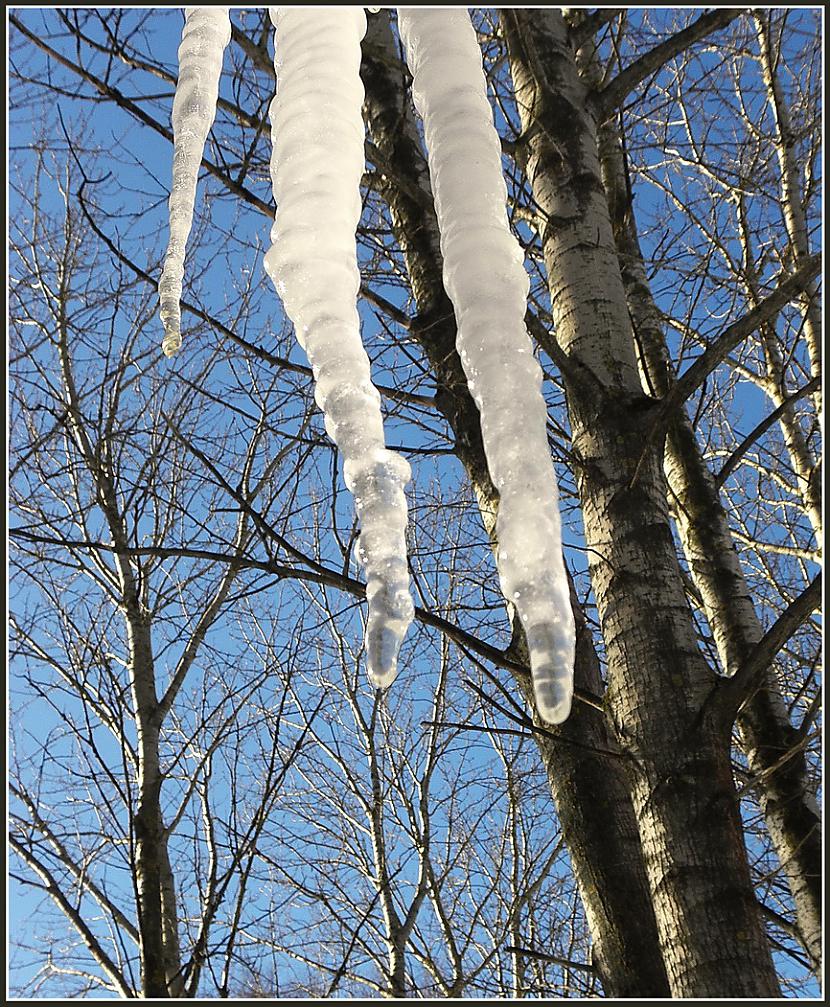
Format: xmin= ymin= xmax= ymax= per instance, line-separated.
xmin=55 ymin=257 xmax=182 ymax=996
xmin=159 ymin=819 xmax=186 ymax=995
xmin=361 ymin=14 xmax=669 ymax=997
xmin=757 ymin=327 xmax=822 ymax=552
xmin=116 ymin=580 xmax=184 ymax=999
xmin=502 ymin=10 xmax=780 ymax=996
xmin=104 ymin=507 xmax=184 ymax=999
xmin=731 ymin=196 xmax=823 ymax=555
xmin=596 ymin=85 xmax=823 ymax=973
xmin=367 ymin=739 xmax=408 ymax=998
xmin=133 ymin=707 xmax=171 ymax=997
xmin=755 ymin=11 xmax=822 ymax=423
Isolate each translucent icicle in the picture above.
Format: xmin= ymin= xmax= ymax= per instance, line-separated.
xmin=397 ymin=9 xmax=575 ymax=723
xmin=266 ymin=8 xmax=414 ymax=688
xmin=158 ymin=7 xmax=231 ymax=357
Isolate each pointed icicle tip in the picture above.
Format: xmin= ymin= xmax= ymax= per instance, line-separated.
xmin=397 ymin=9 xmax=575 ymax=721
xmin=161 ymin=327 xmax=181 ymax=358
xmin=526 ymin=622 xmax=574 ymax=725
xmin=534 ymin=679 xmax=573 ymax=726
xmin=268 ymin=10 xmax=412 ymax=697
xmin=366 ymin=621 xmax=403 ymax=691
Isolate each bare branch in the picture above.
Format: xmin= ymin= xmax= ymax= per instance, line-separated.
xmin=715 ymin=376 xmax=821 ymax=487
xmin=570 ymin=10 xmax=626 ymax=51
xmin=721 ymin=576 xmax=822 ymax=715
xmin=596 ymin=9 xmax=745 ymax=117
xmin=9 ymin=835 xmax=135 ymax=998
xmin=504 ymin=945 xmax=596 ymax=973
xmin=10 ymin=784 xmax=140 ymax=945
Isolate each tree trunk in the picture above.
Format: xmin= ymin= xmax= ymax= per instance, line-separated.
xmin=597 ymin=106 xmax=823 ymax=972
xmin=105 ymin=498 xmax=183 ymax=999
xmin=124 ymin=603 xmax=184 ymax=997
xmin=502 ymin=10 xmax=780 ymax=996
xmin=361 ymin=14 xmax=669 ymax=997
xmin=133 ymin=714 xmax=171 ymax=997
xmin=755 ymin=12 xmax=822 ymax=423
xmin=56 ymin=285 xmax=182 ymax=997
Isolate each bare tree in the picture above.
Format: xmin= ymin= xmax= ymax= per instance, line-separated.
xmin=9 ymin=154 xmax=319 ymax=997
xmin=8 ymin=7 xmax=821 ymax=999
xmin=241 ymin=572 xmax=582 ymax=998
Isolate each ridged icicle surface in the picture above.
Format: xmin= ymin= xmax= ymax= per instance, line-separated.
xmin=397 ymin=8 xmax=575 ymax=723
xmin=159 ymin=7 xmax=231 ymax=357
xmin=266 ymin=7 xmax=414 ymax=688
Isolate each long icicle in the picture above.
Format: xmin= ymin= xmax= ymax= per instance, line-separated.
xmin=266 ymin=8 xmax=414 ymax=688
xmin=158 ymin=7 xmax=231 ymax=357
xmin=397 ymin=9 xmax=575 ymax=722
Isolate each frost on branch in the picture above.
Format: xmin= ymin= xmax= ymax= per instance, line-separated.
xmin=158 ymin=7 xmax=231 ymax=357
xmin=266 ymin=8 xmax=414 ymax=688
xmin=397 ymin=9 xmax=575 ymax=723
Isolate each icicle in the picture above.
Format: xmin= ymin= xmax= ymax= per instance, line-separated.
xmin=266 ymin=8 xmax=414 ymax=688
xmin=397 ymin=9 xmax=575 ymax=723
xmin=158 ymin=7 xmax=231 ymax=357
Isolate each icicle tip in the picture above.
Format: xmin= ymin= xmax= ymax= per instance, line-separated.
xmin=161 ymin=329 xmax=182 ymax=358
xmin=526 ymin=622 xmax=575 ymax=724
xmin=534 ymin=684 xmax=573 ymax=726
xmin=366 ymin=622 xmax=404 ymax=691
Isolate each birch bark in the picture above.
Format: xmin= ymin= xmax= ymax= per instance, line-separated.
xmin=502 ymin=9 xmax=781 ymax=996
xmin=592 ymin=53 xmax=822 ymax=975
xmin=360 ymin=13 xmax=669 ymax=997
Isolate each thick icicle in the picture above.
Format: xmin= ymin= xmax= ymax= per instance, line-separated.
xmin=158 ymin=7 xmax=231 ymax=357
xmin=266 ymin=8 xmax=414 ymax=688
xmin=397 ymin=9 xmax=575 ymax=723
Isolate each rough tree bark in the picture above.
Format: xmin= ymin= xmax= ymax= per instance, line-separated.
xmin=502 ymin=9 xmax=782 ymax=996
xmin=585 ymin=34 xmax=822 ymax=973
xmin=599 ymin=123 xmax=823 ymax=975
xmin=360 ymin=13 xmax=669 ymax=998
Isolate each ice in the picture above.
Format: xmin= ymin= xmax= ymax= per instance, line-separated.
xmin=158 ymin=7 xmax=231 ymax=357
xmin=397 ymin=9 xmax=575 ymax=723
xmin=266 ymin=8 xmax=414 ymax=688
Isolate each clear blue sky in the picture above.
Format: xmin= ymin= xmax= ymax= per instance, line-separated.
xmin=8 ymin=7 xmax=821 ymax=998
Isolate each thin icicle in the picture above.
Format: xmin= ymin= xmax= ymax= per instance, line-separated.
xmin=397 ymin=9 xmax=575 ymax=723
xmin=266 ymin=8 xmax=414 ymax=688
xmin=158 ymin=7 xmax=231 ymax=357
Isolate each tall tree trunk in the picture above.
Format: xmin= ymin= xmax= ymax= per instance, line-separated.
xmin=731 ymin=197 xmax=823 ymax=554
xmin=361 ymin=14 xmax=669 ymax=997
xmin=132 ymin=690 xmax=172 ymax=997
xmin=594 ymin=62 xmax=823 ymax=974
xmin=56 ymin=261 xmax=182 ymax=997
xmin=502 ymin=10 xmax=780 ymax=996
xmin=111 ymin=572 xmax=184 ymax=998
xmin=755 ymin=11 xmax=822 ymax=423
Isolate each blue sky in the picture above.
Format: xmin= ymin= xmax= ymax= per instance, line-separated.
xmin=8 ymin=7 xmax=822 ymax=998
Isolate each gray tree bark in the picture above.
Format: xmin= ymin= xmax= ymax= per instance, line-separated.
xmin=361 ymin=13 xmax=669 ymax=998
xmin=502 ymin=9 xmax=781 ymax=996
xmin=597 ymin=107 xmax=822 ymax=973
